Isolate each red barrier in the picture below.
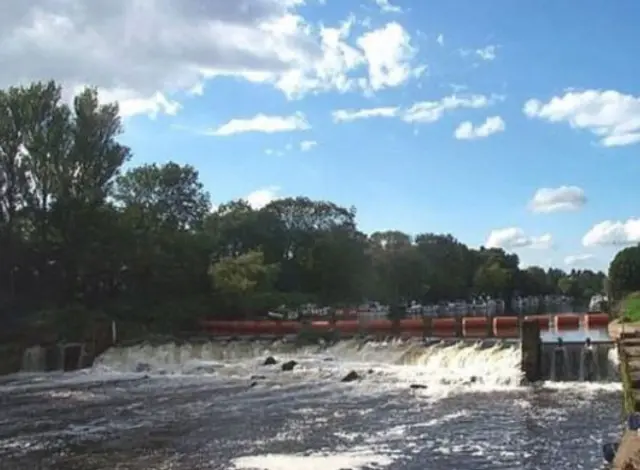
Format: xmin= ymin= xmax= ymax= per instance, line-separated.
xmin=366 ymin=319 xmax=394 ymax=332
xmin=463 ymin=317 xmax=488 ymax=337
xmin=584 ymin=313 xmax=609 ymax=328
xmin=493 ymin=316 xmax=518 ymax=336
xmin=432 ymin=318 xmax=457 ymax=337
xmin=310 ymin=321 xmax=332 ymax=332
xmin=280 ymin=321 xmax=302 ymax=335
xmin=399 ymin=318 xmax=424 ymax=331
xmin=494 ymin=327 xmax=519 ymax=338
xmin=335 ymin=320 xmax=360 ymax=333
xmin=524 ymin=315 xmax=550 ymax=330
xmin=555 ymin=313 xmax=580 ymax=329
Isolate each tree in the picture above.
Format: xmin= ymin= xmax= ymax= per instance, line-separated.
xmin=609 ymin=245 xmax=640 ymax=299
xmin=209 ymin=250 xmax=280 ymax=316
xmin=0 ymin=80 xmax=609 ymax=338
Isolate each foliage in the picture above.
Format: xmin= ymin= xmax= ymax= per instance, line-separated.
xmin=0 ymin=81 xmax=608 ymax=335
xmin=621 ymin=292 xmax=640 ymax=323
xmin=609 ymin=245 xmax=640 ymax=300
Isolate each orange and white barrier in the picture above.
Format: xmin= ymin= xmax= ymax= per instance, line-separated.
xmin=432 ymin=317 xmax=457 ymax=337
xmin=554 ymin=313 xmax=580 ymax=329
xmin=200 ymin=312 xmax=604 ymax=337
xmin=463 ymin=317 xmax=488 ymax=337
xmin=493 ymin=316 xmax=518 ymax=336
xmin=584 ymin=313 xmax=609 ymax=328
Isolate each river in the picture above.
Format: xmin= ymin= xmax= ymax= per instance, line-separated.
xmin=0 ymin=338 xmax=623 ymax=469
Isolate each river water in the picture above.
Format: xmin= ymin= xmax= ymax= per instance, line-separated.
xmin=0 ymin=338 xmax=624 ymax=469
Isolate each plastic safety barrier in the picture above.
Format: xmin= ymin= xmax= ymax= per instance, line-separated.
xmin=335 ymin=320 xmax=360 ymax=333
xmin=432 ymin=317 xmax=457 ymax=337
xmin=584 ymin=313 xmax=609 ymax=328
xmin=493 ymin=316 xmax=518 ymax=336
xmin=462 ymin=317 xmax=488 ymax=337
xmin=554 ymin=313 xmax=580 ymax=329
xmin=399 ymin=318 xmax=424 ymax=331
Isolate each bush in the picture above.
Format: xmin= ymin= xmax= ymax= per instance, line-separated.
xmin=621 ymin=292 xmax=640 ymax=323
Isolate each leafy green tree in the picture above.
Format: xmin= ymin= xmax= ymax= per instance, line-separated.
xmin=609 ymin=245 xmax=640 ymax=299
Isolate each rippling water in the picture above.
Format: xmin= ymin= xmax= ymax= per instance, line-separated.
xmin=0 ymin=339 xmax=623 ymax=469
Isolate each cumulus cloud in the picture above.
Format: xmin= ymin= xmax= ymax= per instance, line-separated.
xmin=454 ymin=116 xmax=505 ymax=140
xmin=245 ymin=186 xmax=282 ymax=209
xmin=528 ymin=185 xmax=586 ymax=213
xmin=403 ymin=94 xmax=502 ymax=124
xmin=523 ymin=90 xmax=640 ymax=147
xmin=485 ymin=227 xmax=553 ymax=250
xmin=436 ymin=34 xmax=444 ymax=46
xmin=1 ymin=1 xmax=424 ymax=117
xmin=476 ymin=45 xmax=497 ymax=61
xmin=564 ymin=254 xmax=594 ymax=266
xmin=373 ymin=0 xmax=403 ymax=13
xmin=582 ymin=218 xmax=640 ymax=246
xmin=211 ymin=113 xmax=309 ymax=136
xmin=300 ymin=140 xmax=317 ymax=151
xmin=333 ymin=93 xmax=501 ymax=125
xmin=332 ymin=107 xmax=399 ymax=122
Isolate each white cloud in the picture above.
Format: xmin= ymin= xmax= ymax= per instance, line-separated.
xmin=523 ymin=90 xmax=640 ymax=147
xmin=528 ymin=185 xmax=586 ymax=213
xmin=300 ymin=140 xmax=317 ymax=151
xmin=403 ymin=94 xmax=501 ymax=124
xmin=436 ymin=34 xmax=444 ymax=46
xmin=245 ymin=186 xmax=282 ymax=209
xmin=212 ymin=113 xmax=309 ymax=136
xmin=332 ymin=107 xmax=399 ymax=122
xmin=476 ymin=45 xmax=497 ymax=61
xmin=356 ymin=22 xmax=423 ymax=92
xmin=485 ymin=227 xmax=553 ymax=250
xmin=454 ymin=115 xmax=505 ymax=140
xmin=564 ymin=254 xmax=595 ymax=266
xmin=332 ymin=93 xmax=502 ymax=126
xmin=582 ymin=218 xmax=640 ymax=246
xmin=1 ymin=1 xmax=424 ymax=117
xmin=373 ymin=0 xmax=403 ymax=13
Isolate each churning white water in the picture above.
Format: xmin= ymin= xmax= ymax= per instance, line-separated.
xmin=95 ymin=339 xmax=524 ymax=389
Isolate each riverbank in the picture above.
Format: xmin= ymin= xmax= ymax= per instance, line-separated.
xmin=609 ymin=321 xmax=640 ymax=469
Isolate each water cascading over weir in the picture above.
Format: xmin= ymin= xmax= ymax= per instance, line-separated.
xmin=91 ymin=314 xmax=619 ymax=385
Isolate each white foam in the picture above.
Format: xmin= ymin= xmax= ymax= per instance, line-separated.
xmin=230 ymin=448 xmax=395 ymax=470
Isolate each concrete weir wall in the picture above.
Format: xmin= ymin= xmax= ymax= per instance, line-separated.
xmin=609 ymin=323 xmax=640 ymax=469
xmin=520 ymin=318 xmax=542 ymax=383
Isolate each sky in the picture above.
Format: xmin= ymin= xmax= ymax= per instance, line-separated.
xmin=2 ymin=0 xmax=640 ymax=272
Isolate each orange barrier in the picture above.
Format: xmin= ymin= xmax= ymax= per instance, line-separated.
xmin=584 ymin=313 xmax=609 ymax=328
xmin=555 ymin=313 xmax=580 ymax=329
xmin=366 ymin=319 xmax=394 ymax=332
xmin=432 ymin=317 xmax=457 ymax=337
xmin=310 ymin=321 xmax=332 ymax=332
xmin=524 ymin=315 xmax=550 ymax=330
xmin=494 ymin=327 xmax=519 ymax=338
xmin=493 ymin=316 xmax=518 ymax=336
xmin=399 ymin=318 xmax=424 ymax=331
xmin=280 ymin=321 xmax=302 ymax=335
xmin=335 ymin=319 xmax=360 ymax=334
xmin=463 ymin=317 xmax=488 ymax=337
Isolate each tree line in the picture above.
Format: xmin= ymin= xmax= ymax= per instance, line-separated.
xmin=0 ymin=81 xmax=609 ymax=338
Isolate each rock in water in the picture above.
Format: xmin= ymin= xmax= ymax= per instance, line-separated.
xmin=341 ymin=371 xmax=360 ymax=382
xmin=281 ymin=360 xmax=297 ymax=371
xmin=263 ymin=356 xmax=277 ymax=366
xmin=409 ymin=384 xmax=427 ymax=389
xmin=602 ymin=442 xmax=619 ymax=463
xmin=135 ymin=363 xmax=152 ymax=373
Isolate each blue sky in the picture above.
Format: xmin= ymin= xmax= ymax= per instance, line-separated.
xmin=6 ymin=0 xmax=640 ymax=272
